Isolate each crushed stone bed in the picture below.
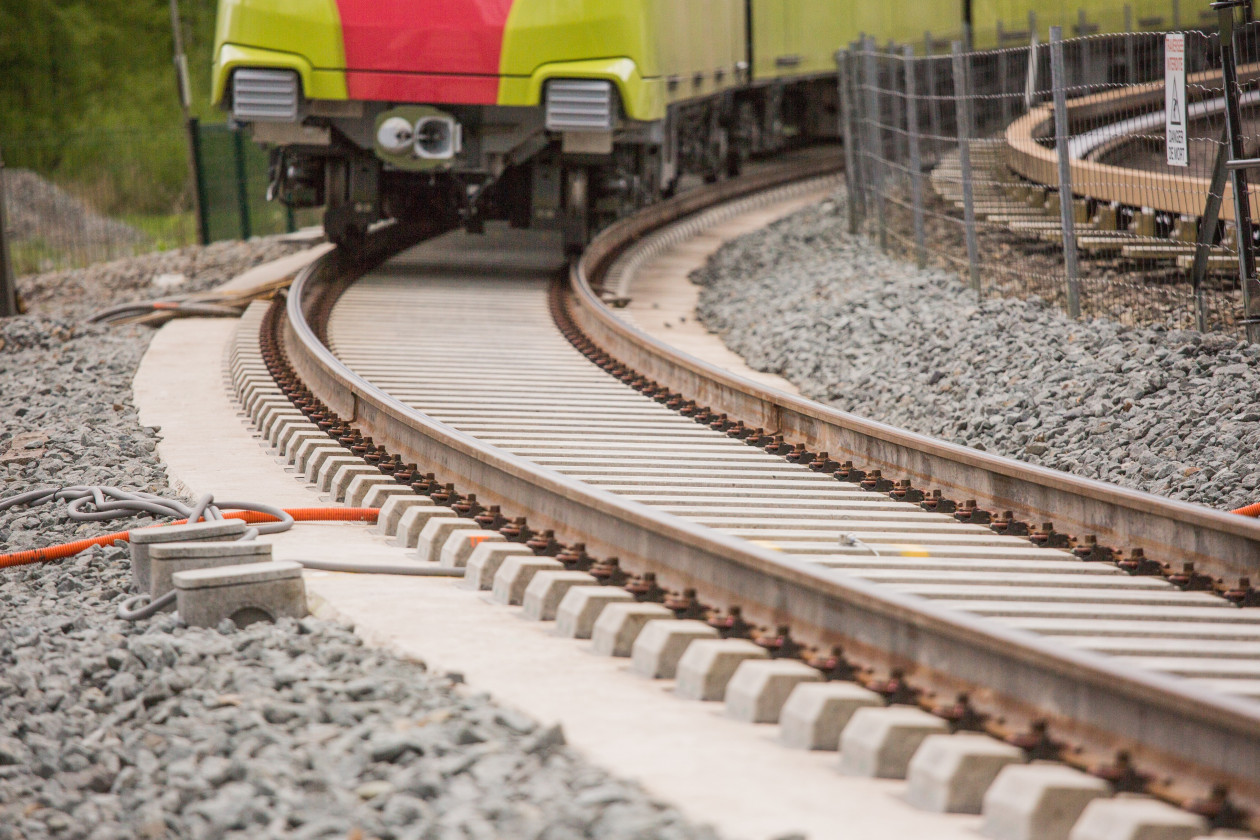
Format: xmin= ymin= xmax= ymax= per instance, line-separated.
xmin=693 ymin=189 xmax=1260 ymax=511
xmin=0 ymin=238 xmax=720 ymax=840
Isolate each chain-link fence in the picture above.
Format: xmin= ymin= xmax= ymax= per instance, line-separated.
xmin=0 ymin=123 xmax=309 ymax=281
xmin=842 ymin=18 xmax=1260 ymax=336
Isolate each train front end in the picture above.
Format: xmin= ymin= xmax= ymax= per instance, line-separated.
xmin=211 ymin=0 xmax=665 ymax=246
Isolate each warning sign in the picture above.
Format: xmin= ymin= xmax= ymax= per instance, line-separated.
xmin=1166 ymin=33 xmax=1188 ymax=167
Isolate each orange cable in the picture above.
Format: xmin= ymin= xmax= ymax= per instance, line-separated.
xmin=0 ymin=507 xmax=379 ymax=570
xmin=1232 ymin=502 xmax=1260 ymax=517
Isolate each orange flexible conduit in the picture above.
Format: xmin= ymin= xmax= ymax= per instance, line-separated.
xmin=0 ymin=508 xmax=379 ymax=570
xmin=1233 ymin=502 xmax=1260 ymax=517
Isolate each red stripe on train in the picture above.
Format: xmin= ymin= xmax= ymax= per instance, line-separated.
xmin=335 ymin=0 xmax=513 ymax=103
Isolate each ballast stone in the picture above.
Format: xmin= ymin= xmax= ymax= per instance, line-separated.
xmin=1067 ymin=797 xmax=1208 ymax=840
xmin=981 ymin=763 xmax=1111 ymax=840
xmin=173 ymin=560 xmax=307 ymax=628
xmin=723 ymin=659 xmax=823 ymax=723
xmin=148 ymin=540 xmax=272 ymax=607
xmin=778 ymin=681 xmax=885 ymax=751
xmin=492 ymin=556 xmax=564 ymax=605
xmin=674 ymin=639 xmax=769 ymax=701
xmin=129 ymin=519 xmax=248 ymax=593
xmin=462 ymin=543 xmax=535 ymax=590
xmin=631 ymin=619 xmax=719 ymax=679
xmin=522 ymin=571 xmax=598 ymax=620
xmin=554 ymin=586 xmax=635 ymax=638
xmin=838 ymin=705 xmax=950 ymax=779
xmin=905 ymin=733 xmax=1026 ymax=814
xmin=590 ymin=602 xmax=674 ymax=657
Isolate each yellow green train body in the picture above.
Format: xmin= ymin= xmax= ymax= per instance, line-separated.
xmin=210 ymin=0 xmax=1189 ymax=245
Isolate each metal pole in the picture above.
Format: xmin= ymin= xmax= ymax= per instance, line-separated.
xmin=925 ymin=32 xmax=943 ymax=163
xmin=1218 ymin=0 xmax=1260 ymax=342
xmin=951 ymin=42 xmax=981 ymax=292
xmin=1173 ymin=0 xmax=1181 ymax=31
xmin=232 ymin=129 xmax=253 ymax=240
xmin=905 ymin=45 xmax=928 ymax=268
xmin=0 ymin=150 xmax=17 ymax=318
xmin=863 ymin=37 xmax=888 ymax=251
xmin=1050 ymin=27 xmax=1082 ymax=318
xmin=1125 ymin=5 xmax=1136 ymax=85
xmin=189 ymin=117 xmax=210 ymax=245
xmin=838 ymin=48 xmax=863 ymax=235
xmin=1191 ymin=125 xmax=1231 ymax=331
xmin=169 ymin=0 xmax=207 ymax=245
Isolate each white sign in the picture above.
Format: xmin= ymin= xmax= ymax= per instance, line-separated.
xmin=1166 ymin=33 xmax=1188 ymax=167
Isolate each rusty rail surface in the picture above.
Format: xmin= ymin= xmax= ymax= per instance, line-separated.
xmin=282 ymin=153 xmax=1260 ymax=819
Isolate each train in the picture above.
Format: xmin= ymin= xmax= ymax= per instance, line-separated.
xmin=210 ymin=0 xmax=1190 ymax=248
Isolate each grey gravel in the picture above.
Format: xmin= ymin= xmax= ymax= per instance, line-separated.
xmin=1 ymin=240 xmax=723 ymax=840
xmin=694 ymin=189 xmax=1260 ymax=511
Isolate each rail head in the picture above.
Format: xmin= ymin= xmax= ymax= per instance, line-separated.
xmin=280 ymin=158 xmax=1260 ymax=814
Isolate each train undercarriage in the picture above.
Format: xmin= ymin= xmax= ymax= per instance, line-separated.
xmin=257 ymin=78 xmax=838 ymax=251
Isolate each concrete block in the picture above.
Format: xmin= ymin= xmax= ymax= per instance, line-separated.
xmin=778 ymin=682 xmax=885 ymax=751
xmin=344 ymin=474 xmax=396 ymax=508
xmin=981 ymin=763 xmax=1111 ymax=840
xmin=149 ymin=541 xmax=271 ymax=606
xmin=906 ymin=733 xmax=1026 ymax=814
xmin=312 ymin=453 xmax=362 ymax=486
xmin=174 ymin=561 xmax=306 ymax=628
xmin=262 ymin=410 xmax=305 ymax=444
xmin=463 ymin=543 xmax=535 ymax=590
xmin=330 ymin=463 xmax=379 ymax=501
xmin=1068 ymin=797 xmax=1208 ymax=840
xmin=838 ymin=705 xmax=950 ymax=779
xmin=416 ymin=518 xmax=483 ymax=563
xmin=280 ymin=429 xmax=326 ymax=462
xmin=674 ymin=639 xmax=769 ymax=701
xmin=522 ymin=571 xmax=598 ymax=620
xmin=250 ymin=396 xmax=291 ymax=426
xmin=361 ymin=483 xmax=412 ymax=511
xmin=554 ymin=586 xmax=635 ymax=638
xmin=724 ymin=659 xmax=823 ymax=723
xmin=393 ymin=505 xmax=456 ymax=548
xmin=267 ymin=416 xmax=316 ymax=448
xmin=591 ymin=602 xmax=675 ymax=657
xmin=129 ymin=519 xmax=248 ymax=593
xmin=492 ymin=556 xmax=564 ymax=605
xmin=375 ymin=495 xmax=434 ymax=537
xmin=274 ymin=423 xmax=321 ymax=456
xmin=631 ymin=619 xmax=719 ymax=679
xmin=293 ymin=439 xmax=339 ymax=474
xmin=438 ymin=529 xmax=505 ymax=569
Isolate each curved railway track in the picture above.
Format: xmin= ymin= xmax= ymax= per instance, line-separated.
xmin=235 ymin=148 xmax=1260 ymax=831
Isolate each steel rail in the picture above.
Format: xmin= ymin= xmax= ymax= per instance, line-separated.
xmin=282 ymin=154 xmax=1260 ymax=815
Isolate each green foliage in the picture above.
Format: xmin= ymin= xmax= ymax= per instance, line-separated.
xmin=0 ymin=0 xmax=221 ymax=215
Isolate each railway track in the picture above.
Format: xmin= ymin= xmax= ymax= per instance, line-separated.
xmin=235 ymin=148 xmax=1260 ymax=833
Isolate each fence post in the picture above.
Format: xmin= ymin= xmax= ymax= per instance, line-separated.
xmin=1050 ymin=26 xmax=1082 ymax=318
xmin=863 ymin=37 xmax=888 ymax=251
xmin=838 ymin=48 xmax=863 ymax=235
xmin=951 ymin=42 xmax=981 ymax=292
xmin=0 ymin=150 xmax=16 ymax=318
xmin=1217 ymin=2 xmax=1260 ymax=342
xmin=1125 ymin=5 xmax=1136 ymax=84
xmin=232 ymin=128 xmax=253 ymax=241
xmin=924 ymin=32 xmax=943 ymax=163
xmin=904 ymin=45 xmax=928 ymax=269
xmin=189 ymin=118 xmax=211 ymax=245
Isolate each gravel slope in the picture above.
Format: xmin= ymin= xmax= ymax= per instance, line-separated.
xmin=694 ymin=190 xmax=1260 ymax=511
xmin=1 ymin=239 xmax=721 ymax=840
